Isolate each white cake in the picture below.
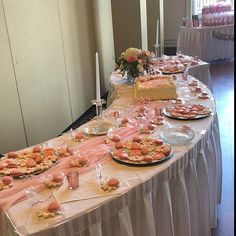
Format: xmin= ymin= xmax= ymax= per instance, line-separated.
xmin=134 ymin=75 xmax=177 ymax=100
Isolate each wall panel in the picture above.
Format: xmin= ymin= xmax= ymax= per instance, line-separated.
xmin=111 ymin=0 xmax=141 ymax=58
xmin=92 ymin=0 xmax=115 ymax=92
xmin=58 ymin=0 xmax=97 ymax=121
xmin=3 ymin=0 xmax=72 ymax=146
xmin=164 ymin=0 xmax=186 ymax=47
xmin=0 ymin=2 xmax=27 ymax=153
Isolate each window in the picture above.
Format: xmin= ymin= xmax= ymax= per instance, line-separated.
xmin=193 ymin=0 xmax=234 ymax=15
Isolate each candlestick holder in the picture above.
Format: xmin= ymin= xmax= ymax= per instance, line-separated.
xmin=91 ymin=99 xmax=106 ymax=120
xmin=82 ymin=99 xmax=116 ymax=136
xmin=153 ymin=44 xmax=161 ymax=59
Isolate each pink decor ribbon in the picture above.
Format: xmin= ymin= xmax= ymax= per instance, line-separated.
xmin=0 ymin=100 xmax=171 ymax=234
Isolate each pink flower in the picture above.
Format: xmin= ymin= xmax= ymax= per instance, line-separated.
xmin=127 ymin=55 xmax=138 ymax=62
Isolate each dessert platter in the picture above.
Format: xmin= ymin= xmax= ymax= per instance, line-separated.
xmin=0 ymin=147 xmax=58 ymax=178
xmin=159 ymin=64 xmax=186 ymax=74
xmin=111 ymin=137 xmax=173 ymax=166
xmin=162 ymin=104 xmax=212 ymax=120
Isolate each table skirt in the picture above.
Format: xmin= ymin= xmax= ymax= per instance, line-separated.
xmin=5 ymin=113 xmax=221 ymax=236
xmin=177 ymin=25 xmax=234 ymax=62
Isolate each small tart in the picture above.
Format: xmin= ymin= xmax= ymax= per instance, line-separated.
xmin=32 ymin=146 xmax=42 ymax=153
xmin=70 ymin=156 xmax=88 ymax=167
xmin=37 ymin=201 xmax=61 ymax=219
xmin=101 ymin=178 xmax=120 ymax=191
xmin=7 ymin=152 xmax=18 ymax=159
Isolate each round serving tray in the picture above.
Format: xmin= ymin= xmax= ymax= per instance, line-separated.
xmin=0 ymin=160 xmax=58 ymax=179
xmin=161 ymin=70 xmax=185 ymax=75
xmin=111 ymin=145 xmax=173 ymax=167
xmin=161 ymin=107 xmax=212 ymax=120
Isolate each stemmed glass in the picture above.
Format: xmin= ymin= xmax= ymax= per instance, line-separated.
xmin=95 ymin=163 xmax=105 ymax=185
xmin=24 ymin=186 xmax=52 ymax=206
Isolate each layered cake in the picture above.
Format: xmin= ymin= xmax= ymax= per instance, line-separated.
xmin=134 ymin=75 xmax=177 ymax=100
xmin=202 ymin=2 xmax=233 ymax=26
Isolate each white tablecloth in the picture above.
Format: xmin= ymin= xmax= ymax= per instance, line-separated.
xmin=3 ymin=77 xmax=222 ymax=236
xmin=177 ymin=25 xmax=234 ymax=62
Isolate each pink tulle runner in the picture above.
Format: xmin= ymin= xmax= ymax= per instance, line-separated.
xmin=0 ymin=100 xmax=170 ymax=234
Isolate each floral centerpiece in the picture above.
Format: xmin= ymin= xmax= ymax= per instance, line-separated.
xmin=115 ymin=47 xmax=151 ymax=84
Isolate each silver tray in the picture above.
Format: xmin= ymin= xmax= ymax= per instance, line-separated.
xmin=162 ymin=107 xmax=212 ymax=120
xmin=111 ymin=144 xmax=173 ymax=167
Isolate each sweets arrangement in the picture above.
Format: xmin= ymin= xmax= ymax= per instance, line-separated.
xmin=163 ymin=104 xmax=212 ymax=119
xmin=202 ymin=1 xmax=234 ymax=26
xmin=0 ymin=176 xmax=14 ymax=191
xmin=69 ymin=155 xmax=89 ymax=168
xmin=100 ymin=177 xmax=120 ymax=192
xmin=42 ymin=173 xmax=65 ymax=189
xmin=36 ymin=201 xmax=61 ymax=219
xmin=188 ymin=79 xmax=210 ymax=99
xmin=111 ymin=137 xmax=172 ymax=166
xmin=0 ymin=147 xmax=58 ymax=178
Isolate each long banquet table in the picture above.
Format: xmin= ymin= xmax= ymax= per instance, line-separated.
xmin=1 ymin=74 xmax=222 ymax=236
xmin=177 ymin=24 xmax=234 ymax=62
xmin=107 ymin=55 xmax=213 ymax=107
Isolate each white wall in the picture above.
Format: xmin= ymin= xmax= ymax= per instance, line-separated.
xmin=0 ymin=2 xmax=27 ymax=152
xmin=0 ymin=0 xmax=114 ymax=153
xmin=3 ymin=0 xmax=72 ymax=147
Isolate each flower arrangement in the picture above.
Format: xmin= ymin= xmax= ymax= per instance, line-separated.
xmin=115 ymin=48 xmax=151 ymax=80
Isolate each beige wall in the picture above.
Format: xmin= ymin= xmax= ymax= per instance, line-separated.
xmin=111 ymin=0 xmax=188 ymax=54
xmin=164 ymin=0 xmax=189 ymax=47
xmin=0 ymin=0 xmax=114 ymax=153
xmin=3 ymin=0 xmax=72 ymax=147
xmin=0 ymin=0 xmax=188 ymax=153
xmin=58 ymin=0 xmax=97 ymax=121
xmin=0 ymin=2 xmax=27 ymax=152
xmin=92 ymin=0 xmax=115 ymax=92
xmin=111 ymin=0 xmax=142 ymax=58
xmin=147 ymin=0 xmax=160 ymax=51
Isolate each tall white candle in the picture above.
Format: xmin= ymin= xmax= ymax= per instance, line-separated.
xmin=95 ymin=52 xmax=101 ymax=101
xmin=156 ymin=19 xmax=159 ymax=46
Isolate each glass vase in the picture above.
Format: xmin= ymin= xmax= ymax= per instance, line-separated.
xmin=126 ymin=72 xmax=135 ymax=85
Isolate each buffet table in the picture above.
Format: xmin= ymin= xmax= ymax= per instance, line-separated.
xmin=107 ymin=55 xmax=212 ymax=106
xmin=177 ymin=24 xmax=234 ymax=61
xmin=1 ymin=74 xmax=222 ymax=236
